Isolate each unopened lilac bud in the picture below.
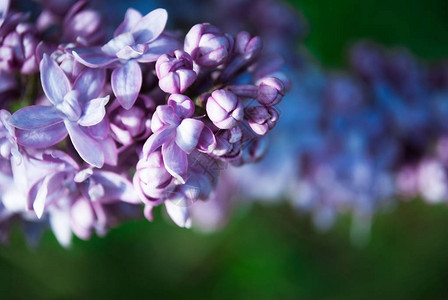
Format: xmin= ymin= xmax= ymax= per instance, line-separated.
xmin=213 ymin=127 xmax=242 ymax=159
xmin=206 ymin=89 xmax=243 ymax=129
xmin=184 ymin=23 xmax=233 ymax=68
xmin=257 ymin=77 xmax=285 ymax=106
xmin=235 ymin=31 xmax=262 ymax=61
xmin=156 ymin=50 xmax=197 ymax=94
xmin=246 ymin=105 xmax=279 ymax=135
xmin=134 ymin=151 xmax=172 ymax=202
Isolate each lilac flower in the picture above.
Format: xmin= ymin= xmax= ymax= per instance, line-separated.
xmin=133 ymin=150 xmax=173 ymax=204
xmin=206 ymin=89 xmax=243 ymax=129
xmin=26 ymin=150 xmax=139 ymax=224
xmin=109 ymin=95 xmax=154 ymax=146
xmin=62 ymin=1 xmax=105 ymax=46
xmin=155 ymin=50 xmax=197 ymax=94
xmin=245 ymin=105 xmax=279 ymax=135
xmin=142 ymin=94 xmax=216 ymax=183
xmin=0 ymin=22 xmax=38 ymax=74
xmin=72 ymin=8 xmax=179 ymax=109
xmin=163 ymin=153 xmax=217 ymax=228
xmin=256 ymin=77 xmax=285 ymax=106
xmin=184 ymin=23 xmax=233 ymax=68
xmin=9 ymin=54 xmax=110 ymax=167
xmin=212 ymin=126 xmax=242 ymax=159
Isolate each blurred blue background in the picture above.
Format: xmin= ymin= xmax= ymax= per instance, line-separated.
xmin=2 ymin=0 xmax=448 ymax=298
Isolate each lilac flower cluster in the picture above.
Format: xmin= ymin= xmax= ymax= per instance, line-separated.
xmin=0 ymin=0 xmax=288 ymax=245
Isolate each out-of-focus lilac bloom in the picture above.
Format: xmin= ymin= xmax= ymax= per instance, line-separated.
xmin=0 ymin=0 xmax=9 ymax=28
xmin=417 ymin=159 xmax=447 ymax=203
xmin=72 ymin=8 xmax=179 ymax=109
xmin=245 ymin=105 xmax=279 ymax=135
xmin=62 ymin=1 xmax=105 ymax=46
xmin=155 ymin=50 xmax=197 ymax=94
xmin=143 ymin=94 xmax=216 ymax=182
xmin=35 ymin=0 xmax=76 ymax=16
xmin=206 ymin=89 xmax=243 ymax=129
xmin=184 ymin=23 xmax=233 ymax=68
xmin=0 ymin=22 xmax=38 ymax=74
xmin=0 ymin=70 xmax=17 ymax=102
xmin=190 ymin=172 xmax=236 ymax=231
xmin=9 ymin=54 xmax=109 ymax=167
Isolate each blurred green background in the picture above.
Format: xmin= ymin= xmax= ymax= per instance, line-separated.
xmin=3 ymin=0 xmax=448 ymax=299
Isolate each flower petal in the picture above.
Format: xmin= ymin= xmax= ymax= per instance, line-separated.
xmin=142 ymin=127 xmax=175 ymax=156
xmin=196 ymin=125 xmax=216 ymax=153
xmin=137 ymin=34 xmax=181 ymax=63
xmin=175 ymin=118 xmax=204 ymax=153
xmin=165 ymin=197 xmax=192 ymax=228
xmin=49 ymin=208 xmax=72 ymax=248
xmin=131 ymin=8 xmax=167 ymax=44
xmin=101 ymin=32 xmax=134 ymax=56
xmin=114 ymin=8 xmax=142 ymax=37
xmin=111 ymin=60 xmax=142 ymax=109
xmin=101 ymin=137 xmax=118 ymax=166
xmin=40 ymin=54 xmax=70 ymax=105
xmin=16 ymin=123 xmax=68 ymax=148
xmin=91 ymin=171 xmax=140 ymax=204
xmin=72 ymin=47 xmax=118 ymax=68
xmin=73 ymin=68 xmax=106 ymax=104
xmin=162 ymin=140 xmax=187 ymax=183
xmin=78 ymin=96 xmax=109 ymax=127
xmin=65 ymin=121 xmax=104 ymax=168
xmin=9 ymin=105 xmax=63 ymax=129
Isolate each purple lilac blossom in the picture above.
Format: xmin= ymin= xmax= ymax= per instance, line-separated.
xmin=9 ymin=54 xmax=110 ymax=167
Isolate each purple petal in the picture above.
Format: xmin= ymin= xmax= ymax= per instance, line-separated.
xmin=111 ymin=60 xmax=142 ymax=109
xmin=32 ymin=172 xmax=67 ymax=218
xmin=131 ymin=8 xmax=167 ymax=44
xmin=175 ymin=118 xmax=204 ymax=153
xmin=91 ymin=171 xmax=140 ymax=204
xmin=116 ymin=44 xmax=147 ymax=60
xmin=165 ymin=197 xmax=192 ymax=228
xmin=65 ymin=121 xmax=104 ymax=168
xmin=40 ymin=54 xmax=70 ymax=105
xmin=137 ymin=34 xmax=181 ymax=63
xmin=196 ymin=125 xmax=216 ymax=153
xmin=9 ymin=105 xmax=63 ymax=129
xmin=16 ymin=123 xmax=68 ymax=148
xmin=101 ymin=32 xmax=134 ymax=56
xmin=101 ymin=137 xmax=118 ymax=166
xmin=73 ymin=68 xmax=106 ymax=104
xmin=49 ymin=208 xmax=72 ymax=248
xmin=78 ymin=96 xmax=109 ymax=127
xmin=72 ymin=47 xmax=118 ymax=68
xmin=88 ymin=118 xmax=109 ymax=140
xmin=114 ymin=8 xmax=142 ymax=37
xmin=142 ymin=127 xmax=175 ymax=156
xmin=162 ymin=140 xmax=187 ymax=183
